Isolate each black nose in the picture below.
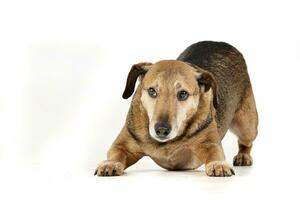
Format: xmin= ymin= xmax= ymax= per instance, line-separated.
xmin=154 ymin=122 xmax=171 ymax=138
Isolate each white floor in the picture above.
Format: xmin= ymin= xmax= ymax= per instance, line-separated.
xmin=1 ymin=134 xmax=298 ymax=200
xmin=1 ymin=164 xmax=296 ymax=200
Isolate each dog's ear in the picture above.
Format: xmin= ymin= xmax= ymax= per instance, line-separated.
xmin=184 ymin=62 xmax=219 ymax=108
xmin=197 ymin=71 xmax=219 ymax=108
xmin=122 ymin=62 xmax=152 ymax=99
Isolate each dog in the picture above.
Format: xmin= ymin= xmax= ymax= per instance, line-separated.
xmin=94 ymin=41 xmax=258 ymax=177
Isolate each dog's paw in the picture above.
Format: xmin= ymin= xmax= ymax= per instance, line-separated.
xmin=205 ymin=161 xmax=235 ymax=177
xmin=233 ymin=153 xmax=253 ymax=166
xmin=94 ymin=160 xmax=124 ymax=176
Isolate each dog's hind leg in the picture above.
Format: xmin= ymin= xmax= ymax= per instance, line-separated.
xmin=230 ymin=86 xmax=258 ymax=166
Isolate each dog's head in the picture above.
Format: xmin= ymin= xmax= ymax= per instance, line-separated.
xmin=122 ymin=60 xmax=218 ymax=143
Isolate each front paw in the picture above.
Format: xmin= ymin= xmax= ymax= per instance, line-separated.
xmin=205 ymin=161 xmax=235 ymax=177
xmin=94 ymin=160 xmax=124 ymax=176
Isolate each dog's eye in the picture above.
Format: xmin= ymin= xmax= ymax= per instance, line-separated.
xmin=148 ymin=88 xmax=157 ymax=98
xmin=177 ymin=90 xmax=189 ymax=101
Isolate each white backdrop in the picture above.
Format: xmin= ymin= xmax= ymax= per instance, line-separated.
xmin=0 ymin=0 xmax=299 ymax=199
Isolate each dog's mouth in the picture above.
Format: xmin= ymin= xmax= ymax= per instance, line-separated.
xmin=152 ymin=135 xmax=171 ymax=143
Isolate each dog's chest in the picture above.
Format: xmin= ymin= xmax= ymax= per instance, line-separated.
xmin=149 ymin=147 xmax=202 ymax=170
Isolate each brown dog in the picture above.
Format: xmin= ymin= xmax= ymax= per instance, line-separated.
xmin=94 ymin=41 xmax=258 ymax=177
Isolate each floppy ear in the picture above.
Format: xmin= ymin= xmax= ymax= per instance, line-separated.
xmin=122 ymin=62 xmax=152 ymax=99
xmin=197 ymin=71 xmax=219 ymax=108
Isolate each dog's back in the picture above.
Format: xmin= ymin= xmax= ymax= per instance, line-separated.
xmin=178 ymin=41 xmax=251 ymax=137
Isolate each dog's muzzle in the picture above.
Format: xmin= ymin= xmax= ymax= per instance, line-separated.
xmin=154 ymin=122 xmax=171 ymax=139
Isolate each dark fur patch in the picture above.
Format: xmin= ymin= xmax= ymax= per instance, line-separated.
xmin=127 ymin=127 xmax=141 ymax=142
xmin=177 ymin=41 xmax=251 ymax=137
xmin=188 ymin=111 xmax=213 ymax=137
xmin=122 ymin=62 xmax=152 ymax=99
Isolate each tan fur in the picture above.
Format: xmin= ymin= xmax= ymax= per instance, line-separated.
xmin=140 ymin=61 xmax=201 ymax=142
xmin=230 ymin=86 xmax=258 ymax=166
xmin=205 ymin=161 xmax=235 ymax=176
xmin=95 ymin=57 xmax=258 ymax=177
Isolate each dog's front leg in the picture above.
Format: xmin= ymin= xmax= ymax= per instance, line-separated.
xmin=94 ymin=127 xmax=144 ymax=176
xmin=197 ymin=141 xmax=235 ymax=177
